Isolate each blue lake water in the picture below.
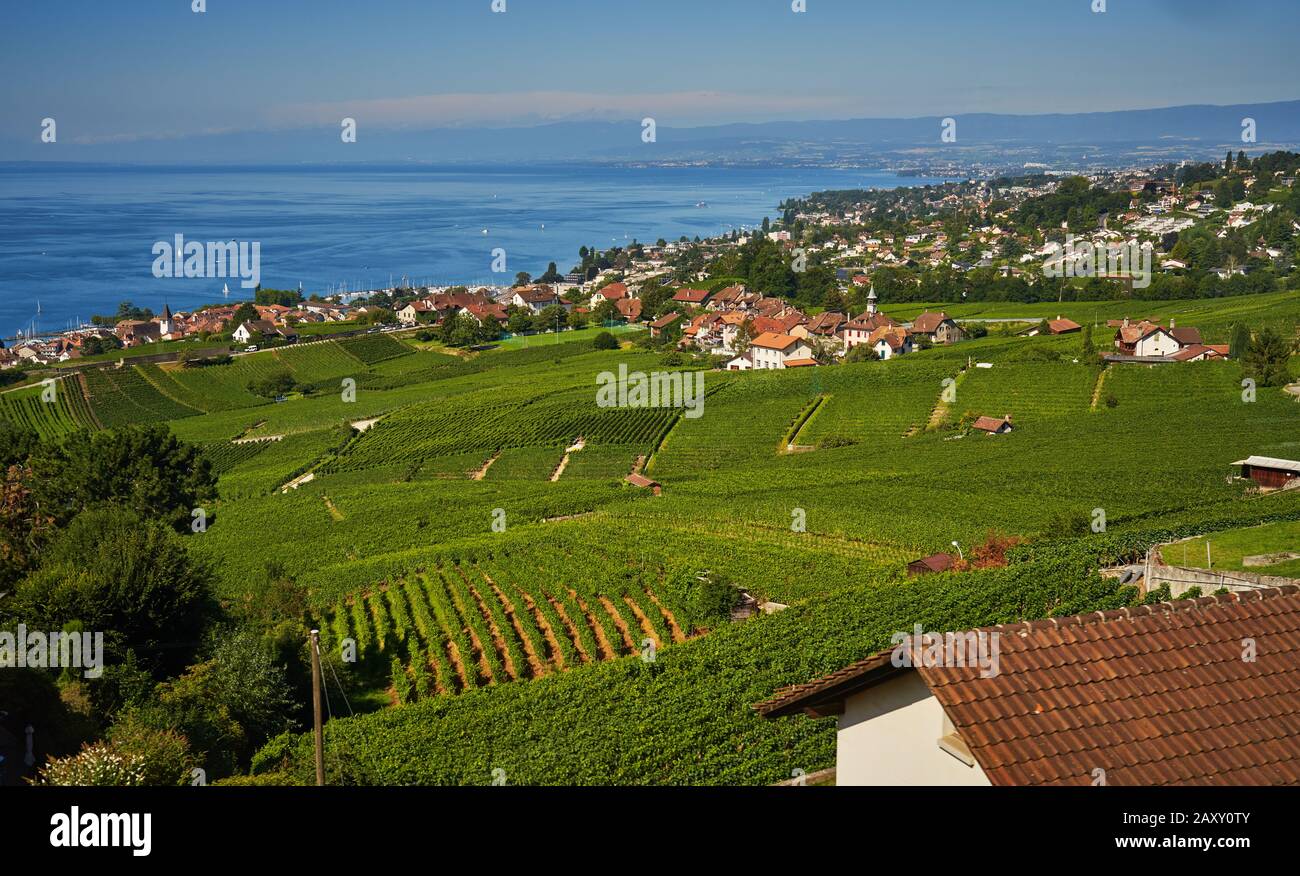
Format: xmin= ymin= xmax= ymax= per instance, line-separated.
xmin=0 ymin=163 xmax=953 ymax=334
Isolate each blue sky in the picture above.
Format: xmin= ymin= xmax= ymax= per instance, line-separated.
xmin=2 ymin=0 xmax=1297 ymax=144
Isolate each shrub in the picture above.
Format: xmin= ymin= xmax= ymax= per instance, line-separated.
xmin=593 ymin=331 xmax=619 ymax=350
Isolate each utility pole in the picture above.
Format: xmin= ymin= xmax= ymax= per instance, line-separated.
xmin=310 ymin=629 xmax=325 ymax=786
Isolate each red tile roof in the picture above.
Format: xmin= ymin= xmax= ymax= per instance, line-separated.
xmin=911 ymin=311 xmax=952 ymax=334
xmin=750 ymin=331 xmax=802 ymax=351
xmin=672 ymin=288 xmax=711 ymax=304
xmin=972 ymin=415 xmax=1013 ymax=433
xmin=757 ymin=585 xmax=1300 ymax=785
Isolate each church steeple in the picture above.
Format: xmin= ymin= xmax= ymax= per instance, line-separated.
xmin=866 ymin=285 xmax=878 ymax=316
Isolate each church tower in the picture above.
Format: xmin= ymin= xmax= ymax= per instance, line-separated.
xmin=866 ymin=285 xmax=878 ymax=317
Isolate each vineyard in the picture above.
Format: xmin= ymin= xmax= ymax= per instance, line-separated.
xmin=0 ymin=376 xmax=98 ymax=437
xmin=82 ymin=365 xmax=201 ymax=427
xmin=5 ymin=298 xmax=1295 ymax=786
xmin=338 ymin=333 xmax=413 ymax=365
xmin=332 ymin=390 xmax=680 ymax=473
xmin=316 ymin=555 xmax=691 ymax=704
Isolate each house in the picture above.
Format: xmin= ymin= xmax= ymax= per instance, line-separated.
xmin=614 ymin=298 xmax=643 ymax=323
xmin=1047 ymin=316 xmax=1082 ymax=335
xmin=806 ymin=311 xmax=847 ymax=337
xmin=671 ymin=288 xmax=712 ymax=307
xmin=232 ymin=320 xmax=282 ymax=344
xmin=841 ymin=313 xmax=899 ymax=353
xmin=724 ymin=352 xmax=754 ymax=371
xmin=870 ymin=326 xmax=913 ymax=360
xmin=1170 ymin=344 xmax=1228 ymax=362
xmin=1233 ymin=456 xmax=1300 ymax=490
xmin=754 ymin=586 xmax=1300 ymax=785
xmin=707 ymin=285 xmax=748 ymax=310
xmin=114 ymin=319 xmax=161 ymax=347
xmin=1113 ymin=319 xmax=1181 ymax=357
xmin=907 ymin=553 xmax=955 ymax=576
xmin=971 ymin=415 xmax=1013 ymax=434
xmin=625 ymin=473 xmax=662 ymax=496
xmin=511 ymin=286 xmax=562 ymax=314
xmin=749 ymin=332 xmax=815 ymax=370
xmin=649 ymin=312 xmax=684 ymax=339
xmin=910 ymin=311 xmax=964 ymax=345
xmin=397 ymin=301 xmax=437 ymax=326
xmin=460 ymin=302 xmax=509 ymax=326
xmin=589 ymin=282 xmax=628 ymax=305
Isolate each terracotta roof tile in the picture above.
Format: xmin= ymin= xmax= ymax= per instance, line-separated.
xmin=756 ymin=586 xmax=1300 ymax=785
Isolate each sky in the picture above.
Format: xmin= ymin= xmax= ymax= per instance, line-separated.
xmin=1 ymin=0 xmax=1297 ymax=147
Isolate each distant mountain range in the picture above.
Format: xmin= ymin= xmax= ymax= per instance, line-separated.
xmin=6 ymin=100 xmax=1298 ymax=168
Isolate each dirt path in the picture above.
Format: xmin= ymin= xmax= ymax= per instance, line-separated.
xmin=646 ymin=590 xmax=688 ymax=643
xmin=631 ymin=454 xmax=646 ymax=475
xmin=621 ymin=596 xmax=660 ymax=650
xmin=925 ymin=373 xmax=964 ymax=431
xmin=464 ymin=577 xmax=519 ymax=681
xmin=1090 ymin=365 xmax=1111 ymax=411
xmin=443 ymin=572 xmax=494 ymax=683
xmin=485 ymin=578 xmax=547 ymax=678
xmin=549 ymin=453 xmax=571 ymax=482
xmin=598 ymin=596 xmax=638 ymax=652
xmin=569 ymin=589 xmax=617 ymax=660
xmin=517 ymin=590 xmax=567 ymax=670
xmin=471 ymin=451 xmax=500 ymax=481
xmin=322 ymin=496 xmax=344 ymax=521
xmin=546 ymin=595 xmax=590 ymax=664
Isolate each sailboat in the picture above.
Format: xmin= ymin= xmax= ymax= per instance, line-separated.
xmin=223 ymin=283 xmax=231 ymax=299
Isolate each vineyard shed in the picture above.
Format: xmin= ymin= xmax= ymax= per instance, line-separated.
xmin=907 ymin=553 xmax=955 ymax=577
xmin=971 ymin=415 xmax=1013 ymax=435
xmin=1233 ymin=456 xmax=1300 ymax=490
xmin=625 ymin=473 xmax=662 ymax=496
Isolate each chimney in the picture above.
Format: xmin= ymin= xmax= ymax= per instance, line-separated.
xmin=1170 ymin=318 xmax=1176 ymax=328
xmin=1123 ymin=317 xmax=1130 ymax=328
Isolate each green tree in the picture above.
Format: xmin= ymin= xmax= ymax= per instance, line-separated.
xmin=28 ymin=425 xmax=215 ymax=532
xmin=231 ymin=301 xmax=258 ymax=327
xmin=1230 ymin=322 xmax=1252 ymax=360
xmin=10 ymin=508 xmax=213 ymax=673
xmin=1243 ymin=326 xmax=1293 ymax=387
xmin=593 ymin=331 xmax=620 ymax=350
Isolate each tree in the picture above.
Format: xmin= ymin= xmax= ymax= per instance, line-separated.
xmin=593 ymin=331 xmax=620 ymax=350
xmin=537 ymin=304 xmax=569 ymax=333
xmin=1243 ymin=326 xmax=1293 ymax=387
xmin=1081 ymin=323 xmax=1095 ymax=357
xmin=10 ymin=508 xmax=213 ymax=673
xmin=27 ymin=425 xmax=216 ymax=532
xmin=1229 ymin=322 xmax=1252 ymax=360
xmin=591 ymin=299 xmax=619 ymax=326
xmin=567 ymin=308 xmax=588 ymax=330
xmin=0 ymin=420 xmax=38 ymax=469
xmin=231 ymin=302 xmax=258 ymax=327
xmin=134 ymin=628 xmax=298 ymax=778
xmin=538 ymin=262 xmax=563 ymax=283
xmin=507 ymin=309 xmax=534 ymax=336
xmin=513 ymin=272 xmax=532 ymax=287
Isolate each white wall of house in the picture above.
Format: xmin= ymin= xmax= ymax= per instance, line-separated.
xmin=1135 ymin=330 xmax=1180 ymax=357
xmin=836 ymin=672 xmax=991 ymax=786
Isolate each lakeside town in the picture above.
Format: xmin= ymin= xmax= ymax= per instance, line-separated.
xmin=5 ymin=151 xmax=1297 ymax=377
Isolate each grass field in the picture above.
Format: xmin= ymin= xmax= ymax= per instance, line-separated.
xmin=1171 ymin=520 xmax=1300 ymax=578
xmin=6 ymin=293 xmax=1299 ymax=786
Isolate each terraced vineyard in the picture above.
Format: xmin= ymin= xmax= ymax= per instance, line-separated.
xmin=82 ymin=365 xmax=201 ymax=427
xmin=339 ymin=333 xmax=412 ymax=365
xmin=200 ymin=438 xmax=277 ymax=474
xmin=0 ymin=376 xmax=98 ymax=437
xmin=317 ymin=558 xmax=690 ymax=702
xmin=333 ymin=392 xmax=680 ymax=472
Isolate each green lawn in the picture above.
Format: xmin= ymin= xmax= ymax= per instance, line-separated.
xmin=1172 ymin=519 xmax=1300 ymax=578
